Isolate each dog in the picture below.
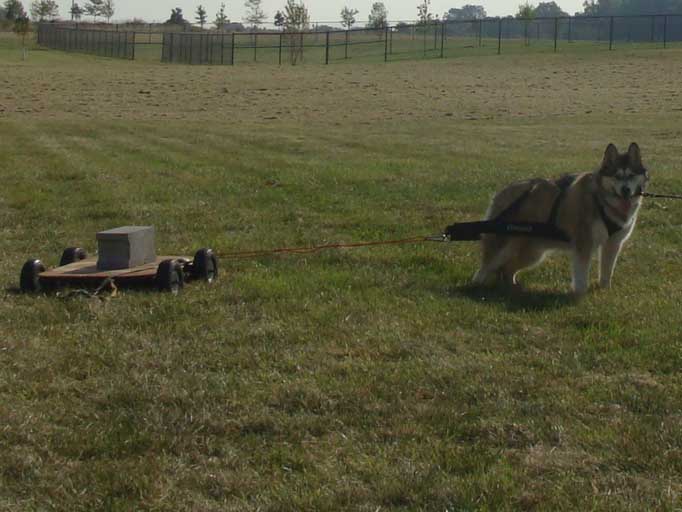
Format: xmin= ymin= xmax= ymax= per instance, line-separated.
xmin=472 ymin=143 xmax=649 ymax=295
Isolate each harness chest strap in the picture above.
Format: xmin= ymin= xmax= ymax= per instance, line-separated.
xmin=594 ymin=196 xmax=625 ymax=237
xmin=550 ymin=175 xmax=626 ymax=239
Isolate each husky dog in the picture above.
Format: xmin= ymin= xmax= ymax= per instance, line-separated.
xmin=472 ymin=143 xmax=649 ymax=295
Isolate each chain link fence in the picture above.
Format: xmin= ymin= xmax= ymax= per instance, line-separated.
xmin=37 ymin=14 xmax=682 ymax=65
xmin=37 ymin=24 xmax=135 ymax=59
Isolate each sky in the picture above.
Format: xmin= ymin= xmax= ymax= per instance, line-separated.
xmin=57 ymin=1 xmax=587 ymax=24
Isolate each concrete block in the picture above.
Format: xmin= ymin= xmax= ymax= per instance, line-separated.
xmin=97 ymin=226 xmax=156 ymax=270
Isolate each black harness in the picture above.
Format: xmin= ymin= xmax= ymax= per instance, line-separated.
xmin=444 ymin=174 xmax=625 ymax=242
xmin=594 ymin=196 xmax=626 ymax=237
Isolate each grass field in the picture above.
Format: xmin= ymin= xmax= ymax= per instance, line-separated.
xmin=2 ymin=33 xmax=682 ymax=511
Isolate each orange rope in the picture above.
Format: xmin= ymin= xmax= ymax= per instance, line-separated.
xmin=216 ymin=236 xmax=438 ymax=261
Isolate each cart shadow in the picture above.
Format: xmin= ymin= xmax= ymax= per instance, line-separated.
xmin=451 ymin=283 xmax=575 ymax=312
xmin=6 ymin=280 xmax=158 ymax=297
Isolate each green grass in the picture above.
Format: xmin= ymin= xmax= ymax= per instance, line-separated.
xmin=1 ymin=43 xmax=682 ymax=511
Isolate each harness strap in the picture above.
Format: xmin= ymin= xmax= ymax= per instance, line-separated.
xmin=489 ymin=177 xmax=572 ymax=242
xmin=548 ymin=174 xmax=576 ymax=227
xmin=493 ymin=186 xmax=535 ymax=222
xmin=594 ymin=196 xmax=624 ymax=237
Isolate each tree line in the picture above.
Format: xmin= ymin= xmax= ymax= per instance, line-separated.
xmin=5 ymin=0 xmax=682 ymax=31
xmin=516 ymin=0 xmax=682 ymax=18
xmin=1 ymin=0 xmax=115 ymax=23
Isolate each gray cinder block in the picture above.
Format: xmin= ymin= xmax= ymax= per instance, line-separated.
xmin=96 ymin=226 xmax=156 ymax=270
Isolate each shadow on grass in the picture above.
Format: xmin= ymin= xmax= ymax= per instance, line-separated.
xmin=5 ymin=286 xmax=22 ymax=295
xmin=452 ymin=283 xmax=574 ymax=312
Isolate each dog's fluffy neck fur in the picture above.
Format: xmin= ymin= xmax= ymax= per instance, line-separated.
xmin=593 ymin=181 xmax=642 ymax=231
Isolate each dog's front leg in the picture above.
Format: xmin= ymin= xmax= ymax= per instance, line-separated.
xmin=599 ymin=238 xmax=623 ymax=289
xmin=572 ymin=246 xmax=592 ymax=296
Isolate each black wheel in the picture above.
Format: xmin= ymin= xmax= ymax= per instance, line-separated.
xmin=156 ymin=259 xmax=184 ymax=294
xmin=193 ymin=248 xmax=218 ymax=283
xmin=59 ymin=247 xmax=87 ymax=266
xmin=20 ymin=259 xmax=46 ymax=293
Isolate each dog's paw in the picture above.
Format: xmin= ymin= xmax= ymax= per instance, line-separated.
xmin=570 ymin=286 xmax=589 ymax=301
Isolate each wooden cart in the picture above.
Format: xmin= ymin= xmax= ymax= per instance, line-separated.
xmin=20 ymin=247 xmax=218 ymax=294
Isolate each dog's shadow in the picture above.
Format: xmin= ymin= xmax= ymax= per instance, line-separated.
xmin=450 ymin=283 xmax=575 ymax=312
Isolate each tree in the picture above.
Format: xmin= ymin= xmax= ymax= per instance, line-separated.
xmin=516 ymin=2 xmax=535 ymax=46
xmin=4 ymin=0 xmax=27 ymax=20
xmin=534 ymin=1 xmax=568 ymax=16
xmin=340 ymin=5 xmax=358 ymax=29
xmin=367 ymin=1 xmax=387 ymax=29
xmin=444 ymin=4 xmax=486 ymax=20
xmin=417 ymin=0 xmax=432 ymax=24
xmin=581 ymin=0 xmax=599 ymax=14
xmin=283 ymin=0 xmax=308 ymax=31
xmin=70 ymin=1 xmax=83 ymax=20
xmin=283 ymin=0 xmax=309 ymax=64
xmin=30 ymin=0 xmax=59 ymax=21
xmin=516 ymin=2 xmax=535 ymax=18
xmin=84 ymin=0 xmax=102 ymax=21
xmin=274 ymin=9 xmax=284 ymax=28
xmin=244 ymin=0 xmax=265 ymax=29
xmin=214 ymin=2 xmax=228 ymax=29
xmin=166 ymin=7 xmax=186 ymax=25
xmin=13 ymin=13 xmax=30 ymax=58
xmin=100 ymin=0 xmax=113 ymax=22
xmin=195 ymin=4 xmax=207 ymax=28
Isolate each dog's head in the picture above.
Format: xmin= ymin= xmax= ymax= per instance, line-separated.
xmin=597 ymin=143 xmax=649 ymax=216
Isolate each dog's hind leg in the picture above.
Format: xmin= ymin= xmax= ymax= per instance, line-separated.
xmin=499 ymin=243 xmax=547 ymax=287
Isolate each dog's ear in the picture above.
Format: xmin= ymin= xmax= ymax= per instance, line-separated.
xmin=601 ymin=143 xmax=619 ymax=174
xmin=628 ymin=142 xmax=643 ymax=168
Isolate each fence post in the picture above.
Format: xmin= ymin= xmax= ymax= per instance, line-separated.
xmin=663 ymin=15 xmax=668 ymax=48
xmin=650 ymin=15 xmax=655 ymax=43
xmin=497 ymin=18 xmax=502 ymax=55
xmin=221 ymin=33 xmax=224 ymax=65
xmin=568 ymin=16 xmax=572 ymax=42
xmin=254 ymin=33 xmax=257 ymax=62
xmin=609 ymin=16 xmax=614 ymax=50
xmin=325 ymin=31 xmax=330 ymax=64
xmin=279 ymin=32 xmax=283 ymax=65
xmin=440 ymin=20 xmax=445 ymax=58
xmin=345 ymin=30 xmax=349 ymax=59
xmin=554 ymin=17 xmax=558 ymax=52
xmin=384 ymin=25 xmax=389 ymax=62
xmin=434 ymin=21 xmax=438 ymax=50
xmin=231 ymin=32 xmax=236 ymax=65
xmin=131 ymin=31 xmax=135 ymax=60
xmin=478 ymin=19 xmax=483 ymax=47
xmin=170 ymin=32 xmax=174 ymax=62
